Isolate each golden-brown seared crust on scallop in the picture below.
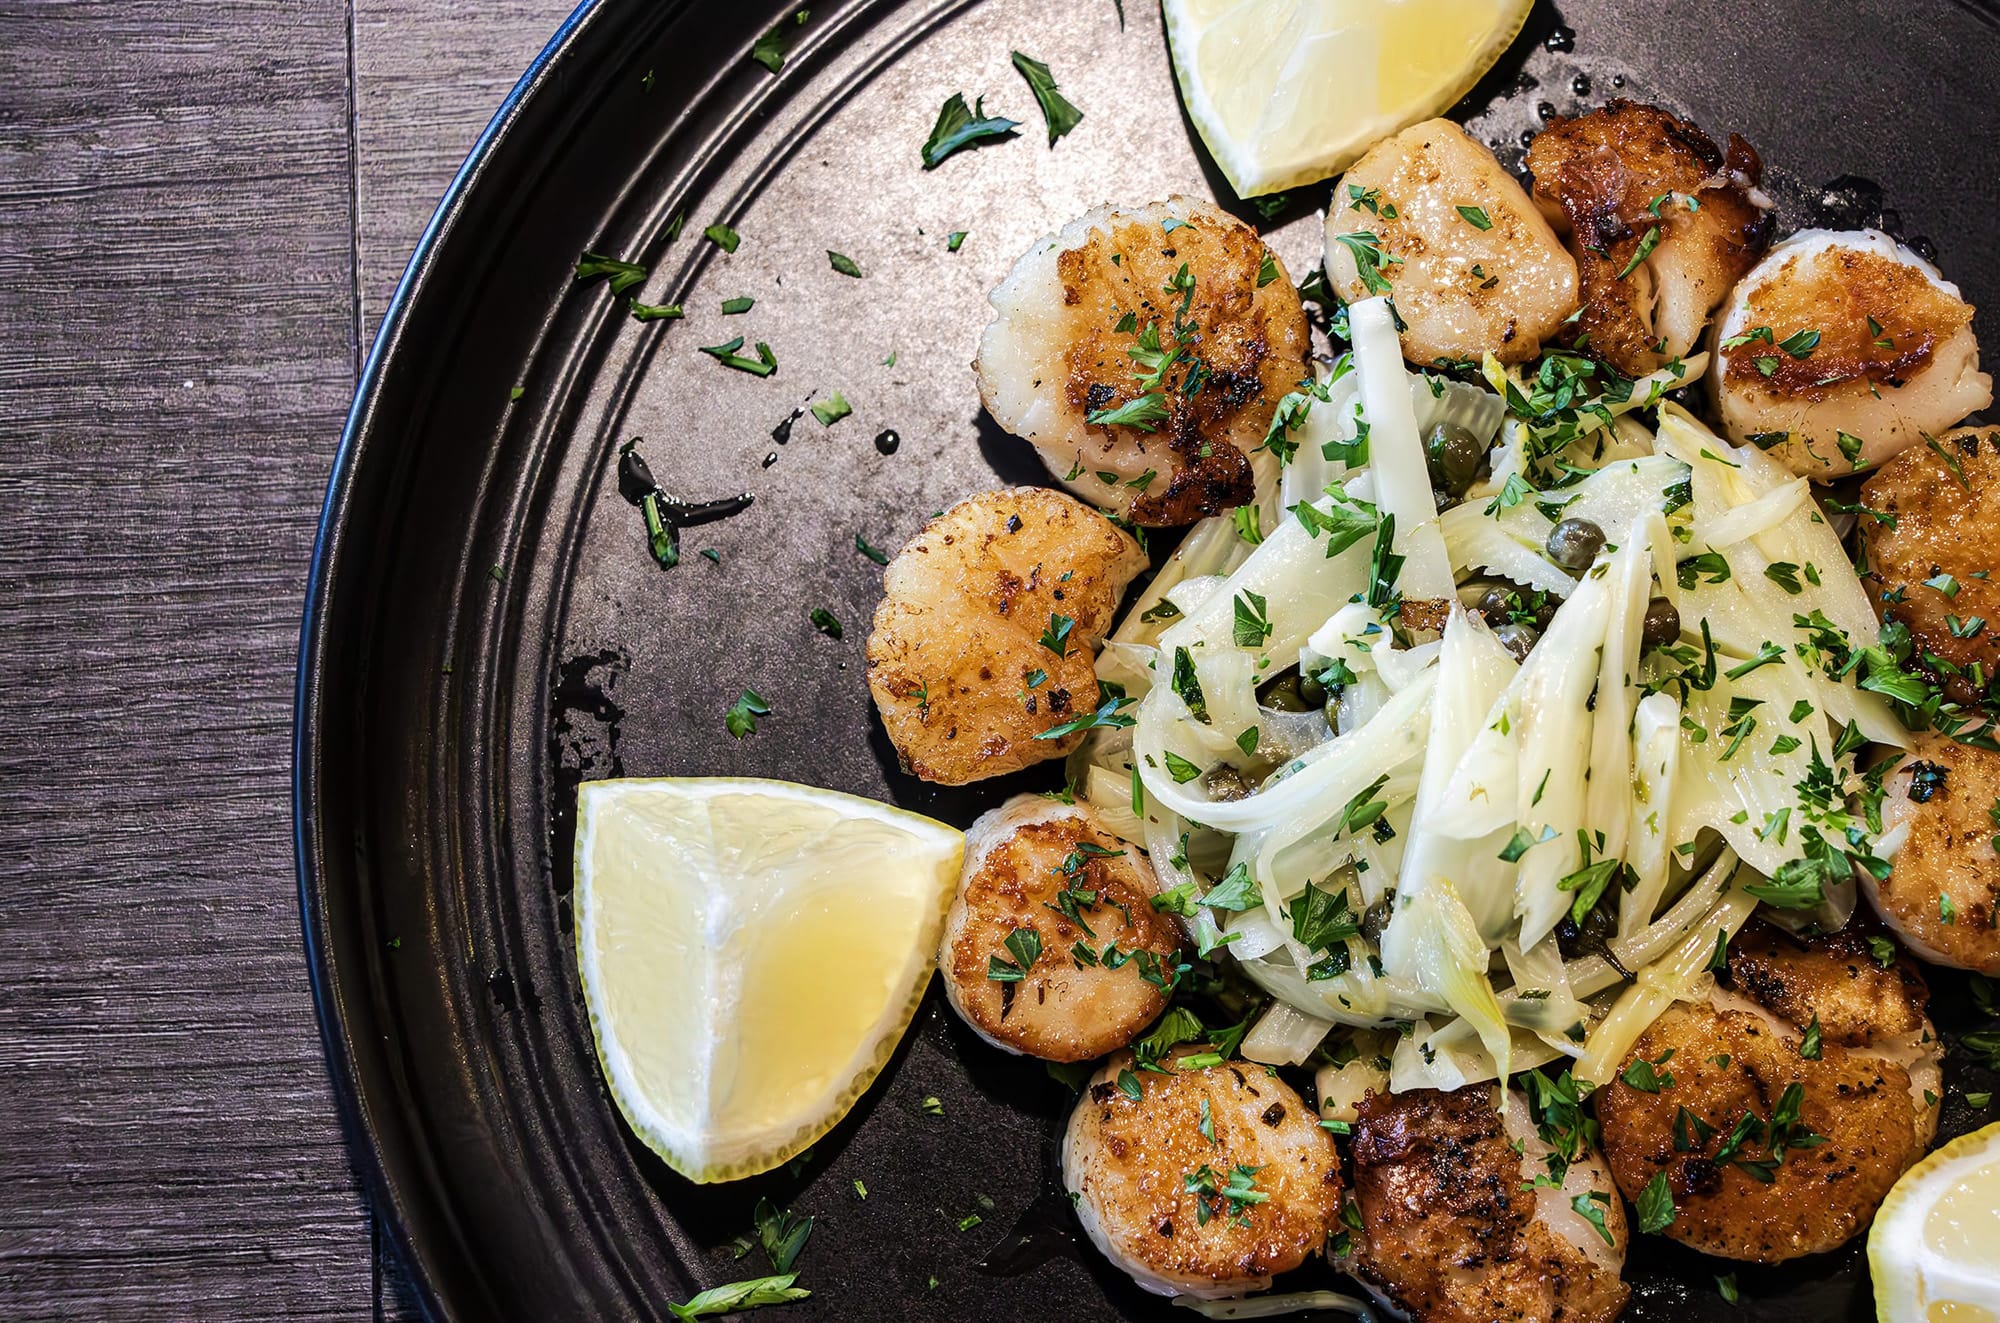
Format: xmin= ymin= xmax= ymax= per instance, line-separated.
xmin=1720 ymin=244 xmax=1973 ymax=398
xmin=1063 ymin=1050 xmax=1342 ymax=1296
xmin=1527 ymin=100 xmax=1772 ymax=376
xmin=1596 ymin=1001 xmax=1918 ymax=1263
xmin=1872 ymin=734 xmax=2000 ymax=974
xmin=1054 ymin=207 xmax=1308 ymax=525
xmin=1350 ymin=1088 xmax=1629 ymax=1323
xmin=1860 ymin=426 xmax=2000 ymax=680
xmin=1720 ymin=919 xmax=1930 ymax=1046
xmin=865 ymin=487 xmax=1146 ymax=785
xmin=942 ymin=799 xmax=1177 ymax=1061
xmin=1324 ymin=119 xmax=1579 ymax=366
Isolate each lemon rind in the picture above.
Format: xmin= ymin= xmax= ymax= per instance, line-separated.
xmin=573 ymin=777 xmax=962 ymax=1183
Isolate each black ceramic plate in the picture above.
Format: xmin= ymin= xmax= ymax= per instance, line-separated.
xmin=296 ymin=1 xmax=2000 ymax=1318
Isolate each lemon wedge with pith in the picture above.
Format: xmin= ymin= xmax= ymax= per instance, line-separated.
xmin=575 ymin=778 xmax=963 ymax=1182
xmin=1871 ymin=1120 xmax=2000 ymax=1320
xmin=1164 ymin=0 xmax=1535 ymax=197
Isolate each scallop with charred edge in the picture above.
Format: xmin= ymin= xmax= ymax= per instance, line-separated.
xmin=1325 ymin=119 xmax=1578 ymax=367
xmin=1711 ymin=230 xmax=1991 ymax=478
xmin=1860 ymin=425 xmax=2000 ymax=681
xmin=1349 ymin=1086 xmax=1630 ymax=1323
xmin=1526 ymin=99 xmax=1773 ymax=377
xmin=1596 ymin=922 xmax=1938 ymax=1263
xmin=941 ymin=796 xmax=1179 ymax=1061
xmin=1063 ymin=1048 xmax=1342 ymax=1298
xmin=865 ymin=487 xmax=1146 ymax=786
xmin=976 ymin=196 xmax=1311 ymax=526
xmin=1868 ymin=735 xmax=2000 ymax=975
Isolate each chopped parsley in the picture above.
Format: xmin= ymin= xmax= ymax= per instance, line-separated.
xmin=721 ymin=296 xmax=756 ymax=315
xmin=1455 ymin=204 xmax=1494 ymax=230
xmin=1290 ymin=882 xmax=1359 ymax=954
xmin=808 ymin=607 xmax=842 ymax=639
xmin=1615 ymin=225 xmax=1661 ymax=279
xmin=704 ymin=223 xmax=741 ymax=253
xmin=1635 ymin=1173 xmax=1677 ymax=1234
xmin=751 ymin=1198 xmax=813 ymax=1273
xmin=1035 ymin=614 xmax=1074 ymax=658
xmin=725 ymin=689 xmax=772 ymax=738
xmin=1620 ymin=1049 xmax=1677 ymax=1094
xmin=946 ymin=230 xmax=968 ymax=252
xmin=667 ymin=1274 xmax=808 ymax=1321
xmin=748 ymin=9 xmax=810 ymax=73
xmin=1232 ymin=590 xmax=1273 ymax=648
xmin=1331 ymin=230 xmax=1401 ymax=296
xmin=1086 ymin=393 xmax=1169 ymax=431
xmin=1009 ymin=51 xmax=1084 ymax=145
xmin=810 ymin=391 xmax=851 ymax=426
xmin=699 ymin=336 xmax=777 ymax=376
xmin=574 ymin=252 xmax=649 ymax=296
xmin=853 ymin=532 xmax=890 ymax=565
xmin=986 ymin=927 xmax=1042 ymax=982
xmin=921 ymin=93 xmax=1020 ymax=168
xmin=1034 ymin=689 xmax=1138 ymax=739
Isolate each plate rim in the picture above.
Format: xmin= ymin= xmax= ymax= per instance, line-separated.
xmin=292 ymin=3 xmax=600 ymax=1318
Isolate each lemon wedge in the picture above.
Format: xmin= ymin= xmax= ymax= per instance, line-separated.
xmin=574 ymin=778 xmax=963 ymax=1182
xmin=1163 ymin=0 xmax=1534 ymax=197
xmin=1871 ymin=1121 xmax=2000 ymax=1320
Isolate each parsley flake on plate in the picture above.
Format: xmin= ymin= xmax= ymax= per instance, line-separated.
xmin=921 ymin=93 xmax=1020 ymax=168
xmin=749 ymin=9 xmax=810 ymax=74
xmin=699 ymin=336 xmax=776 ymax=376
xmin=1010 ymin=51 xmax=1084 ymax=145
xmin=810 ymin=391 xmax=851 ymax=426
xmin=725 ymin=689 xmax=772 ymax=738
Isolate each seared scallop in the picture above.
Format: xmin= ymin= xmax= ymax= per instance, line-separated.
xmin=1868 ymin=735 xmax=2000 ymax=975
xmin=976 ymin=197 xmax=1311 ymax=525
xmin=1860 ymin=425 xmax=2000 ymax=680
xmin=1325 ymin=119 xmax=1578 ymax=366
xmin=1711 ymin=230 xmax=1991 ymax=478
xmin=940 ymin=796 xmax=1179 ymax=1061
xmin=1349 ymin=1086 xmax=1629 ymax=1323
xmin=865 ymin=487 xmax=1146 ymax=785
xmin=1527 ymin=99 xmax=1774 ymax=376
xmin=1063 ymin=1048 xmax=1343 ymax=1298
xmin=1596 ymin=923 xmax=1938 ymax=1263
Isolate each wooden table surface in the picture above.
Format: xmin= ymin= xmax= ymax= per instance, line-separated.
xmin=0 ymin=3 xmax=574 ymax=1316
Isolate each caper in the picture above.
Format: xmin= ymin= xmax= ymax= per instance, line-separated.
xmin=1641 ymin=596 xmax=1682 ymax=651
xmin=1533 ymin=597 xmax=1558 ymax=630
xmin=1259 ymin=672 xmax=1313 ymax=713
xmin=1494 ymin=621 xmax=1540 ymax=661
xmin=1360 ymin=893 xmax=1396 ymax=944
xmin=1545 ymin=516 xmax=1606 ymax=570
xmin=1203 ymin=765 xmax=1254 ymax=802
xmin=1298 ymin=670 xmax=1328 ymax=708
xmin=1425 ymin=421 xmax=1485 ymax=497
xmin=1475 ymin=583 xmax=1516 ymax=626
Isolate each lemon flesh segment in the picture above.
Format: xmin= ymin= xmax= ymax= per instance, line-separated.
xmin=1165 ymin=0 xmax=1534 ymax=197
xmin=1872 ymin=1121 xmax=2000 ymax=1321
xmin=575 ymin=778 xmax=963 ymax=1183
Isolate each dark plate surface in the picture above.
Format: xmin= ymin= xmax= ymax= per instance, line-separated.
xmin=295 ymin=0 xmax=2000 ymax=1318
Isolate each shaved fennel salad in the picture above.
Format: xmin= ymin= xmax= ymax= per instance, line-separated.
xmin=1067 ymin=294 xmax=1909 ymax=1097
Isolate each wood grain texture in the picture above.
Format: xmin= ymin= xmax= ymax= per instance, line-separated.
xmin=353 ymin=0 xmax=576 ymax=344
xmin=347 ymin=1 xmax=574 ymax=1311
xmin=0 ymin=1 xmax=558 ymax=1317
xmin=0 ymin=3 xmax=376 ymax=1318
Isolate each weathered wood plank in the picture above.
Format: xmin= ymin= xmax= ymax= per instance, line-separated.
xmin=347 ymin=2 xmax=577 ymax=1309
xmin=353 ymin=0 xmax=576 ymax=344
xmin=0 ymin=3 xmax=378 ymax=1319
